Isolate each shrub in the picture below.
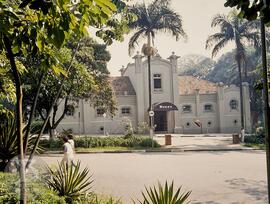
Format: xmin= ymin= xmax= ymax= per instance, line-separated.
xmin=39 ymin=136 xmax=161 ymax=150
xmin=0 ymin=115 xmax=42 ymax=171
xmin=137 ymin=122 xmax=149 ymax=135
xmin=137 ymin=181 xmax=191 ymax=204
xmin=30 ymin=120 xmax=48 ymax=134
xmin=0 ymin=172 xmax=66 ymax=204
xmin=81 ymin=194 xmax=123 ymax=204
xmin=45 ymin=161 xmax=93 ymax=203
xmin=244 ymin=134 xmax=264 ymax=144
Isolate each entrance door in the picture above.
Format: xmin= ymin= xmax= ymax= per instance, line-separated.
xmin=154 ymin=111 xmax=167 ymax=132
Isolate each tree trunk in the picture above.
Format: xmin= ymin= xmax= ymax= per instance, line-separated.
xmin=260 ymin=19 xmax=270 ymax=204
xmin=24 ymin=71 xmax=45 ymax=153
xmin=26 ymin=43 xmax=80 ymax=169
xmin=3 ymin=36 xmax=26 ymax=204
xmin=236 ymin=58 xmax=245 ymax=130
xmin=47 ymin=119 xmax=54 ymax=139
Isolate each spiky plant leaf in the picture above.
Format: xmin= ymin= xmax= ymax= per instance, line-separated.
xmin=0 ymin=114 xmax=43 ymax=171
xmin=137 ymin=181 xmax=191 ymax=204
xmin=45 ymin=161 xmax=93 ymax=203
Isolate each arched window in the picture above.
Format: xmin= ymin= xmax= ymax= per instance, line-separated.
xmin=230 ymin=100 xmax=238 ymax=110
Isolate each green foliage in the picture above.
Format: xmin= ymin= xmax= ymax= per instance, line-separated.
xmin=39 ymin=136 xmax=161 ymax=150
xmin=128 ymin=0 xmax=187 ymax=55
xmin=82 ymin=194 xmax=123 ymax=204
xmin=24 ymin=36 xmax=118 ymax=137
xmin=0 ymin=53 xmax=26 ymax=115
xmin=0 ymin=114 xmax=42 ymax=171
xmin=137 ymin=122 xmax=150 ymax=135
xmin=0 ymin=172 xmax=66 ymax=204
xmin=45 ymin=161 xmax=93 ymax=203
xmin=30 ymin=120 xmax=48 ymax=134
xmin=178 ymin=55 xmax=215 ymax=79
xmin=244 ymin=134 xmax=264 ymax=144
xmin=137 ymin=181 xmax=191 ymax=204
xmin=224 ymin=0 xmax=270 ymax=24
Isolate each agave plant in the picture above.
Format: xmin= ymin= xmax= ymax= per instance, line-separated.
xmin=45 ymin=161 xmax=93 ymax=203
xmin=137 ymin=181 xmax=191 ymax=204
xmin=0 ymin=114 xmax=42 ymax=171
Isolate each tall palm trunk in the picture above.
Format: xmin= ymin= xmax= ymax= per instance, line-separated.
xmin=260 ymin=18 xmax=270 ymax=203
xmin=235 ymin=36 xmax=245 ymax=130
xmin=236 ymin=57 xmax=245 ymax=130
xmin=147 ymin=33 xmax=152 ymax=129
xmin=3 ymin=36 xmax=26 ymax=204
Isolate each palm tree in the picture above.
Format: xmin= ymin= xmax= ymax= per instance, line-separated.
xmin=206 ymin=9 xmax=261 ymax=130
xmin=128 ymin=0 xmax=187 ymax=130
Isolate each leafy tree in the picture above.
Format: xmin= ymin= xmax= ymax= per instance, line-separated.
xmin=24 ymin=37 xmax=116 ymax=137
xmin=224 ymin=0 xmax=270 ymax=24
xmin=224 ymin=0 xmax=270 ymax=196
xmin=128 ymin=0 xmax=187 ymax=130
xmin=206 ymin=48 xmax=263 ymax=124
xmin=0 ymin=0 xmax=128 ymax=203
xmin=206 ymin=9 xmax=261 ymax=130
xmin=0 ymin=53 xmax=17 ymax=115
xmin=178 ymin=54 xmax=215 ymax=79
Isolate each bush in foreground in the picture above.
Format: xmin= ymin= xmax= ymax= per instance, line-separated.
xmin=45 ymin=161 xmax=93 ymax=203
xmin=0 ymin=172 xmax=66 ymax=204
xmin=39 ymin=136 xmax=161 ymax=150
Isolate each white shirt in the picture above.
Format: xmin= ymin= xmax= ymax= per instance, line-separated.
xmin=63 ymin=142 xmax=73 ymax=159
xmin=68 ymin=139 xmax=75 ymax=150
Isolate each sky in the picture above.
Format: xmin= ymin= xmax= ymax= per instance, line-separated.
xmin=106 ymin=0 xmax=234 ymax=76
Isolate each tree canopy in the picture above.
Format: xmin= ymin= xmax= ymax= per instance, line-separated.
xmin=128 ymin=0 xmax=187 ymax=55
xmin=225 ymin=0 xmax=270 ymax=24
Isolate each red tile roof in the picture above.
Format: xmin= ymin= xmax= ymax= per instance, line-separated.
xmin=110 ymin=75 xmax=217 ymax=96
xmin=178 ymin=76 xmax=217 ymax=95
xmin=109 ymin=76 xmax=136 ymax=95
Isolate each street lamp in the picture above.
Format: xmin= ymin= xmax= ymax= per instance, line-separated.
xmin=103 ymin=113 xmax=107 ymax=136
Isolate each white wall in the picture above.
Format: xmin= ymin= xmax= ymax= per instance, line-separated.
xmin=56 ymin=95 xmax=137 ymax=135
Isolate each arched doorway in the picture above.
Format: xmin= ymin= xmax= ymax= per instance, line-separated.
xmin=153 ymin=102 xmax=178 ymax=133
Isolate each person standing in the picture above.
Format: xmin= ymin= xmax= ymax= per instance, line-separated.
xmin=67 ymin=134 xmax=75 ymax=151
xmin=62 ymin=136 xmax=74 ymax=168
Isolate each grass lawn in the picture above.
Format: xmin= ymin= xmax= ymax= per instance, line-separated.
xmin=75 ymin=146 xmax=136 ymax=152
xmin=45 ymin=146 xmax=161 ymax=153
xmin=244 ymin=143 xmax=265 ymax=150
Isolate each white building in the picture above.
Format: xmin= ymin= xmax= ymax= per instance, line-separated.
xmin=56 ymin=52 xmax=251 ymax=134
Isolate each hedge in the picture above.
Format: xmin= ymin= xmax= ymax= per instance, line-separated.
xmin=39 ymin=136 xmax=161 ymax=150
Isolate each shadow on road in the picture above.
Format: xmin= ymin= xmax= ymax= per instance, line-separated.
xmin=225 ymin=178 xmax=268 ymax=203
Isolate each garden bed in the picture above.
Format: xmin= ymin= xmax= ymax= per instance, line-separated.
xmin=39 ymin=135 xmax=161 ymax=152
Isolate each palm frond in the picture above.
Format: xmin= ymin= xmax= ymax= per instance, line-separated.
xmin=206 ymin=33 xmax=228 ymax=50
xmin=211 ymin=38 xmax=230 ymax=58
xmin=128 ymin=0 xmax=187 ymax=53
xmin=151 ymin=6 xmax=187 ymax=40
xmin=128 ymin=29 xmax=146 ymax=56
xmin=211 ymin=14 xmax=232 ymax=29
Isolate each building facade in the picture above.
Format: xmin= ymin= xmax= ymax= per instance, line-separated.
xmin=56 ymin=52 xmax=251 ymax=134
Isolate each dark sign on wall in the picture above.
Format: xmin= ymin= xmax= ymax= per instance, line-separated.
xmin=154 ymin=102 xmax=178 ymax=111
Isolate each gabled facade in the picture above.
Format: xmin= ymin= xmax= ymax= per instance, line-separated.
xmin=56 ymin=52 xmax=251 ymax=134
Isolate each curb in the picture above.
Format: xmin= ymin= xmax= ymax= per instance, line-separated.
xmin=41 ymin=147 xmax=260 ymax=155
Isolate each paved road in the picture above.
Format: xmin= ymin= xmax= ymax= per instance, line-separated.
xmin=42 ymin=150 xmax=267 ymax=204
xmin=154 ymin=135 xmax=247 ymax=150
